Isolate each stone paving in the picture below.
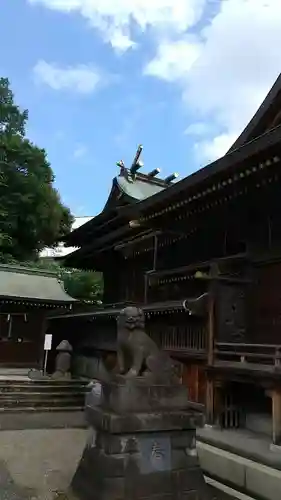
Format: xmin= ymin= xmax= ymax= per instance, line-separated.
xmin=0 ymin=428 xmax=235 ymax=500
xmin=0 ymin=428 xmax=86 ymax=500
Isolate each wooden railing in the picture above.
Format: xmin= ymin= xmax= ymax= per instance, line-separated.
xmin=215 ymin=342 xmax=281 ymax=366
xmin=81 ymin=325 xmax=208 ymax=356
xmin=159 ymin=325 xmax=207 ymax=356
xmin=219 ymin=394 xmax=245 ymax=429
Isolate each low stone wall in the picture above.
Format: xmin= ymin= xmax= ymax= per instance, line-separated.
xmin=197 ymin=440 xmax=281 ymax=500
xmin=72 ymin=355 xmax=101 ymax=379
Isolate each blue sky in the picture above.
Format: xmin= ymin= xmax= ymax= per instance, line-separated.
xmin=1 ymin=0 xmax=281 ymax=216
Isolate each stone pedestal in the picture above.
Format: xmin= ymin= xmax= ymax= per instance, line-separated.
xmin=71 ymin=378 xmax=211 ymax=500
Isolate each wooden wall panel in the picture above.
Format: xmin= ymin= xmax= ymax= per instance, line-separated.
xmin=251 ymin=262 xmax=281 ymax=344
xmin=216 ymin=283 xmax=247 ymax=342
xmin=182 ymin=363 xmax=206 ymax=404
xmin=0 ymin=313 xmax=43 ymax=367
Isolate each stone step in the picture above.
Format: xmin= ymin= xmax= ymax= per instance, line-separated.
xmin=0 ymin=397 xmax=85 ymax=408
xmin=0 ymin=378 xmax=88 ymax=414
xmin=0 ymin=368 xmax=29 ymax=374
xmin=0 ymin=406 xmax=84 ymax=412
xmin=0 ymin=377 xmax=88 ymax=383
xmin=0 ymin=383 xmax=89 ymax=393
xmin=0 ymin=391 xmax=85 ymax=399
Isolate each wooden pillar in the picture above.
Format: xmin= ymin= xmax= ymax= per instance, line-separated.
xmin=214 ymin=381 xmax=224 ymax=427
xmin=271 ymin=388 xmax=281 ymax=446
xmin=206 ymin=380 xmax=214 ymax=424
xmin=206 ymin=293 xmax=215 ymax=424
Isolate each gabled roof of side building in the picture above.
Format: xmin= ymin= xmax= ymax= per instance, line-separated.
xmin=0 ymin=264 xmax=76 ymax=307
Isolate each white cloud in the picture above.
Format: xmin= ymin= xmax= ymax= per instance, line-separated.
xmin=28 ymin=0 xmax=206 ymax=52
xmin=145 ymin=0 xmax=281 ymax=162
xmin=144 ymin=37 xmax=201 ymax=80
xmin=73 ymin=144 xmax=87 ymax=158
xmin=194 ymin=132 xmax=238 ymax=163
xmin=28 ymin=0 xmax=281 ymax=163
xmin=33 ymin=60 xmax=101 ymax=93
xmin=184 ymin=122 xmax=212 ymax=137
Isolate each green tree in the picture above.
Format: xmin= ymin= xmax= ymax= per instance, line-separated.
xmin=0 ymin=77 xmax=73 ymax=261
xmin=35 ymin=259 xmax=103 ymax=302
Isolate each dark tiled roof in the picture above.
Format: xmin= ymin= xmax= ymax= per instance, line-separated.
xmin=0 ymin=264 xmax=76 ymax=304
xmin=228 ymin=73 xmax=281 ymax=153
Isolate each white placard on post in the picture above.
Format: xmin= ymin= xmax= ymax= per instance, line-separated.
xmin=43 ymin=334 xmax=53 ymax=375
xmin=44 ymin=334 xmax=52 ymax=351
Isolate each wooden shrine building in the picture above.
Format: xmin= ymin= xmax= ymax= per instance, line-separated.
xmin=0 ymin=264 xmax=76 ymax=368
xmin=49 ymin=74 xmax=281 ymax=446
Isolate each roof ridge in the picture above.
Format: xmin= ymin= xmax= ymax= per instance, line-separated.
xmin=73 ymin=215 xmax=94 ymax=219
xmin=0 ymin=263 xmax=59 ymax=278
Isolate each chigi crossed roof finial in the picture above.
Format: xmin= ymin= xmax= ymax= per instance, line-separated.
xmin=130 ymin=144 xmax=143 ymax=174
xmin=116 ymin=144 xmax=178 ymax=184
xmin=116 ymin=144 xmax=144 ymax=175
xmin=116 ymin=159 xmax=126 ymax=173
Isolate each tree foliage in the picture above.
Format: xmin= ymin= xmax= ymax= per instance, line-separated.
xmin=0 ymin=77 xmax=103 ymax=302
xmin=0 ymin=77 xmax=73 ymax=261
xmin=36 ymin=259 xmax=103 ymax=302
xmin=61 ymin=267 xmax=103 ymax=302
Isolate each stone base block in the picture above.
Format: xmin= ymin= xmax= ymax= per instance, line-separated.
xmin=72 ymin=378 xmax=209 ymax=500
xmin=71 ymin=427 xmax=211 ymax=500
xmin=95 ymin=378 xmax=189 ymax=413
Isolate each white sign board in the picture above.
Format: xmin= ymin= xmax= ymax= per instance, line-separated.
xmin=44 ymin=334 xmax=53 ymax=351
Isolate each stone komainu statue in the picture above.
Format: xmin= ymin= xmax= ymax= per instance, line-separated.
xmin=28 ymin=339 xmax=73 ymax=381
xmin=115 ymin=306 xmax=181 ymax=384
xmin=52 ymin=339 xmax=73 ymax=379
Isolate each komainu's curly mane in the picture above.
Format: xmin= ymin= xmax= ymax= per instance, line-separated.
xmin=117 ymin=306 xmax=145 ymax=334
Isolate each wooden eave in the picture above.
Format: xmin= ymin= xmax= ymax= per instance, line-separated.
xmin=63 ymin=210 xmax=110 ymax=247
xmin=123 ymin=124 xmax=281 ymax=225
xmin=63 ymin=221 xmax=142 ymax=267
xmin=114 ymin=230 xmax=161 ymax=258
xmin=228 ymin=73 xmax=281 ymax=153
xmin=147 ymin=252 xmax=249 ymax=285
xmin=48 ymin=299 xmax=195 ymax=321
xmin=63 ymin=180 xmax=132 ymax=248
xmin=0 ymin=297 xmax=74 ymax=309
xmin=63 ymin=210 xmax=129 ymax=249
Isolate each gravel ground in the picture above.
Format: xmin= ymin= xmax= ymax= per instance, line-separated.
xmin=0 ymin=428 xmax=236 ymax=500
